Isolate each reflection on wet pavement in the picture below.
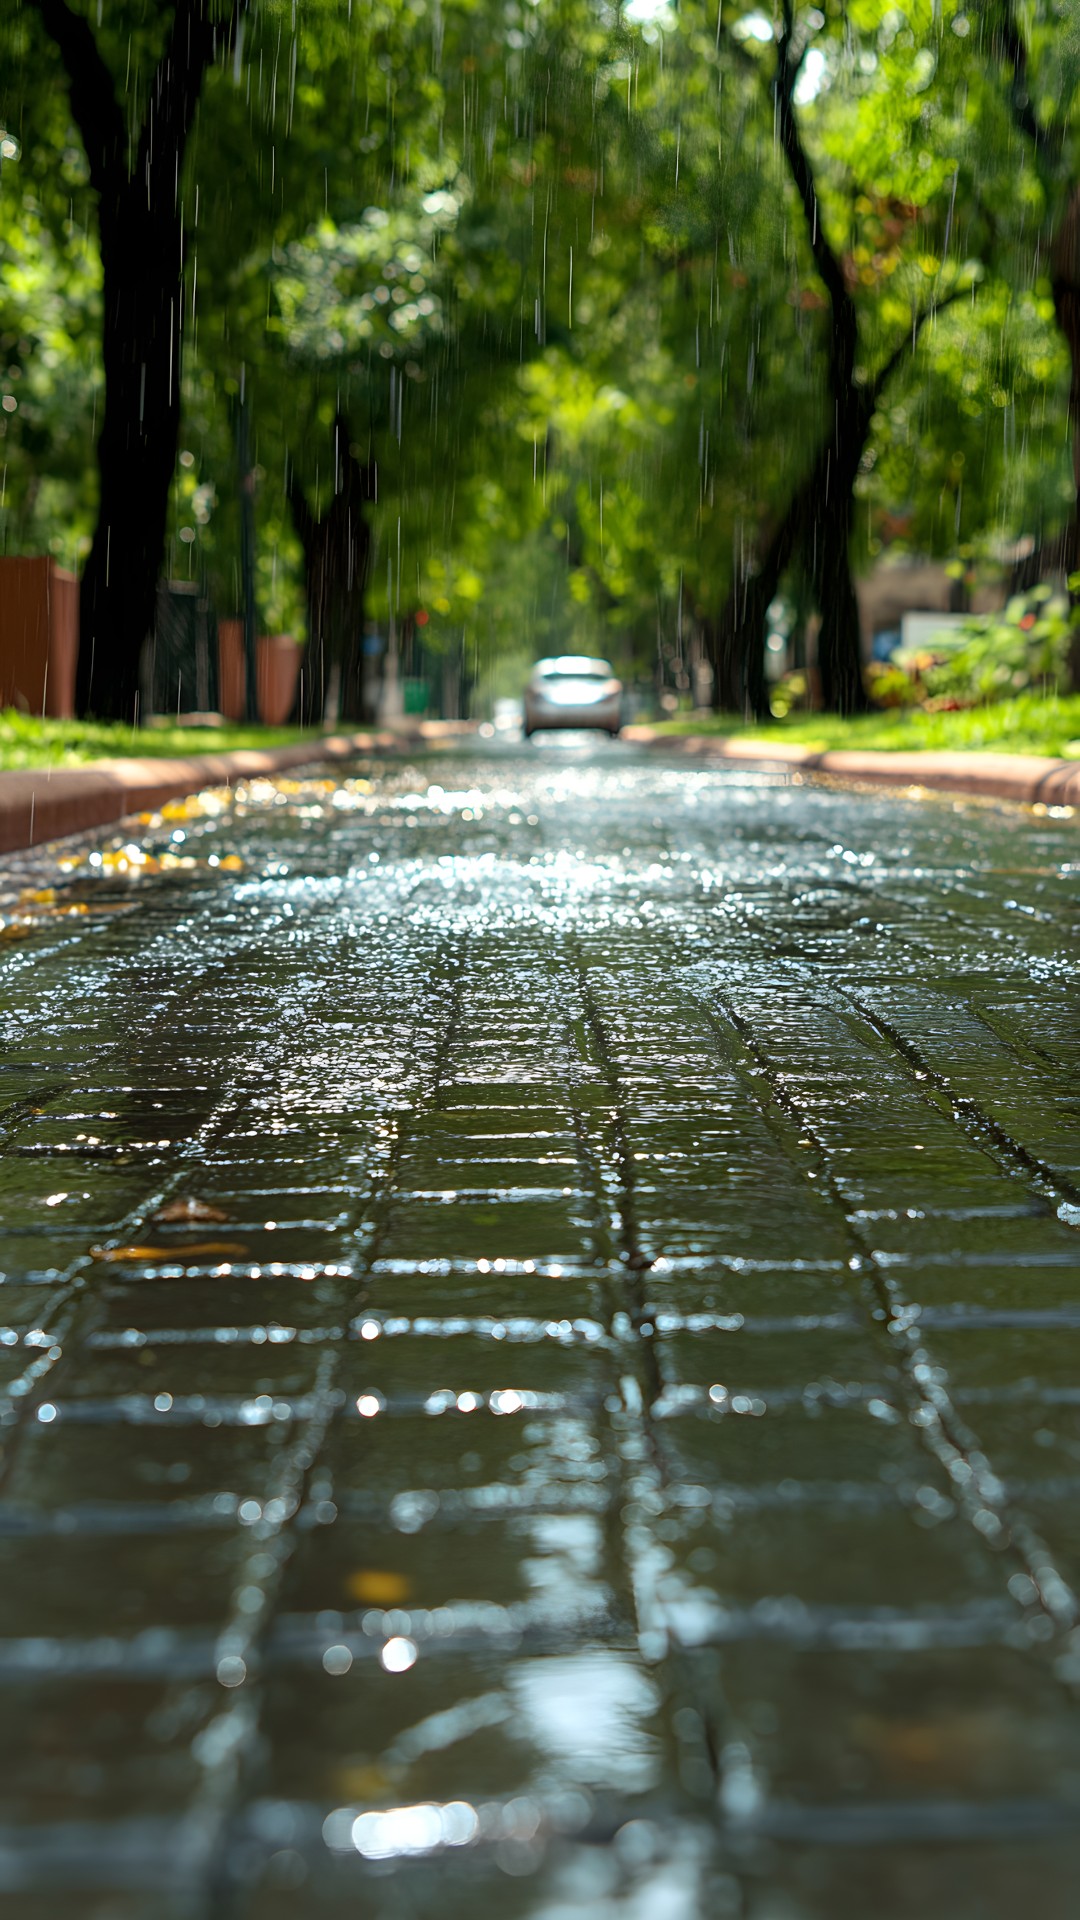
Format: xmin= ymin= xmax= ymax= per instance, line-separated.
xmin=0 ymin=739 xmax=1078 ymax=1916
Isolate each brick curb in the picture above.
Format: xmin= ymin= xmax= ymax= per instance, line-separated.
xmin=623 ymin=726 xmax=1080 ymax=811
xmin=0 ymin=720 xmax=478 ymax=855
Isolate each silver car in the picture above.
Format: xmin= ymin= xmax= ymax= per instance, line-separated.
xmin=523 ymin=655 xmax=623 ymax=738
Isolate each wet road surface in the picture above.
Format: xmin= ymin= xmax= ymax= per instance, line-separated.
xmin=0 ymin=738 xmax=1079 ymax=1918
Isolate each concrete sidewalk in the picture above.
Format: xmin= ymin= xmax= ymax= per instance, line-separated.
xmin=624 ymin=726 xmax=1080 ymax=810
xmin=0 ymin=720 xmax=478 ymax=854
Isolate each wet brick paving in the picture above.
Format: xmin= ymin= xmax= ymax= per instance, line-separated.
xmin=0 ymin=740 xmax=1079 ymax=1917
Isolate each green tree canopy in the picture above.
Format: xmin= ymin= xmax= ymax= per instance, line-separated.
xmin=0 ymin=0 xmax=1075 ymax=717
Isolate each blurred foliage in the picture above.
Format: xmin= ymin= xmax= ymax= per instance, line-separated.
xmin=1 ymin=0 xmax=1079 ymax=712
xmin=0 ymin=134 xmax=101 ymax=564
xmin=911 ymin=587 xmax=1079 ymax=703
xmin=0 ymin=708 xmax=310 ymax=770
xmin=649 ymin=691 xmax=1080 ymax=758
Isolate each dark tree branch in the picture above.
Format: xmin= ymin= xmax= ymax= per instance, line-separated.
xmin=27 ymin=0 xmax=126 ymax=200
xmin=774 ymin=0 xmax=857 ymax=399
xmin=994 ymin=1 xmax=1065 ymax=166
xmin=30 ymin=0 xmax=244 ymax=223
xmin=996 ymin=1 xmax=1044 ymax=151
xmin=136 ymin=0 xmax=244 ymax=219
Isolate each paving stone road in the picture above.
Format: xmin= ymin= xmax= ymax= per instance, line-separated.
xmin=0 ymin=739 xmax=1078 ymax=1918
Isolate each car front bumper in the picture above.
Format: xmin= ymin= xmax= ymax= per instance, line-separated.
xmin=524 ymin=695 xmax=622 ymax=733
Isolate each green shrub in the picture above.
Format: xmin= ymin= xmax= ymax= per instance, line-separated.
xmin=865 ymin=662 xmax=920 ymax=708
xmin=769 ymin=670 xmax=809 ymax=718
xmin=918 ymin=586 xmax=1078 ymax=707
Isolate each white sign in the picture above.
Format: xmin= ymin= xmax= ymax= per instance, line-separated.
xmin=899 ymin=611 xmax=969 ymax=652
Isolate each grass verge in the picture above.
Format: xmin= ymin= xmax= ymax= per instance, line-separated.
xmin=649 ymin=693 xmax=1080 ymax=759
xmin=0 ymin=712 xmax=316 ymax=772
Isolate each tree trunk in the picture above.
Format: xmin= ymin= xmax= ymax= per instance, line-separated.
xmin=709 ymin=414 xmax=873 ymax=719
xmin=77 ymin=210 xmax=183 ymax=717
xmin=289 ymin=499 xmax=327 ymax=726
xmin=1051 ymin=185 xmax=1080 ymax=690
xmin=770 ymin=2 xmax=868 ymax=714
xmin=710 ymin=447 xmax=819 ymax=719
xmin=293 ymin=587 xmax=328 ymax=727
xmin=288 ymin=416 xmax=374 ymax=725
xmin=31 ymin=0 xmax=237 ymax=719
xmin=813 ymin=499 xmax=867 ymax=712
xmin=336 ymin=510 xmax=373 ymax=722
xmin=805 ymin=427 xmax=869 ymax=715
xmin=1051 ymin=204 xmax=1080 ymax=556
xmin=710 ymin=547 xmax=783 ymax=719
xmin=999 ymin=9 xmax=1080 ymax=686
xmin=338 ymin=625 xmax=368 ymax=724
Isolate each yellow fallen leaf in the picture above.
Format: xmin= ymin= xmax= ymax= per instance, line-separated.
xmin=346 ymin=1570 xmax=412 ymax=1605
xmin=218 ymin=854 xmax=244 ymax=871
xmin=90 ymin=1240 xmax=247 ymax=1264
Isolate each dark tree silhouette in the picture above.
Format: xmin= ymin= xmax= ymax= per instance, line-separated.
xmin=709 ymin=3 xmax=968 ymax=715
xmin=992 ymin=3 xmax=1080 ymax=691
xmin=996 ymin=7 xmax=1080 ymax=566
xmin=709 ymin=300 xmax=964 ymax=715
xmin=28 ymin=0 xmax=241 ymax=718
xmin=288 ymin=415 xmax=376 ymax=724
xmin=772 ymin=0 xmax=867 ymax=714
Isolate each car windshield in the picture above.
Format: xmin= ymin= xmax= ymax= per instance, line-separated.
xmin=534 ymin=657 xmax=613 ymax=680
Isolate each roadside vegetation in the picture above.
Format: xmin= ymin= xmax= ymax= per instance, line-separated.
xmin=5 ymin=694 xmax=1080 ymax=772
xmin=651 ymin=693 xmax=1080 ymax=760
xmin=0 ymin=713 xmax=312 ymax=772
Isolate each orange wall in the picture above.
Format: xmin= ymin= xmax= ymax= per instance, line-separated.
xmin=0 ymin=558 xmax=78 ymax=717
